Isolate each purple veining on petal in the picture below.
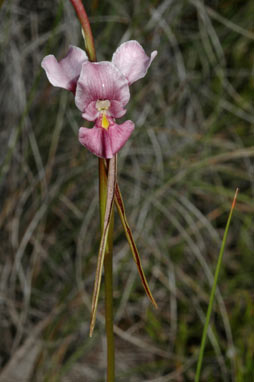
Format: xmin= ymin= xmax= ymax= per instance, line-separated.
xmin=109 ymin=100 xmax=127 ymax=118
xmin=75 ymin=61 xmax=130 ymax=116
xmin=79 ymin=118 xmax=134 ymax=159
xmin=81 ymin=101 xmax=99 ymax=121
xmin=79 ymin=126 xmax=113 ymax=158
xmin=108 ymin=120 xmax=135 ymax=155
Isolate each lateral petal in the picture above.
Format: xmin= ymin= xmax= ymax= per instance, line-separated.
xmin=109 ymin=100 xmax=127 ymax=118
xmin=81 ymin=101 xmax=99 ymax=121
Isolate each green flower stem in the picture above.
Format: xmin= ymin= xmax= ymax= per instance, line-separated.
xmin=68 ymin=1 xmax=114 ymax=379
xmin=99 ymin=158 xmax=115 ymax=382
xmin=69 ymin=0 xmax=96 ymax=61
xmin=195 ymin=188 xmax=239 ymax=382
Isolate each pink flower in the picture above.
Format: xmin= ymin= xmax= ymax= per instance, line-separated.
xmin=41 ymin=41 xmax=157 ymax=158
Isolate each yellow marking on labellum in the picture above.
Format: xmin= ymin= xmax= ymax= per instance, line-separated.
xmin=102 ymin=113 xmax=110 ymax=129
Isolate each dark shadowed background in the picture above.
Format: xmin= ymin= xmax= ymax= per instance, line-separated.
xmin=0 ymin=0 xmax=254 ymax=381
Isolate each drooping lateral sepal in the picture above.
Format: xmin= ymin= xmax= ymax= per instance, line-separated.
xmin=89 ymin=156 xmax=117 ymax=337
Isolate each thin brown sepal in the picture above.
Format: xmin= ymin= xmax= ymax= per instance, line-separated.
xmin=114 ymin=183 xmax=158 ymax=309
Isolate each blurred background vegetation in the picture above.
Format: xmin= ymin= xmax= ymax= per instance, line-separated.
xmin=0 ymin=0 xmax=253 ymax=381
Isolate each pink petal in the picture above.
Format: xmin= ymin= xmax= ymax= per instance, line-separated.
xmin=81 ymin=101 xmax=99 ymax=121
xmin=75 ymin=61 xmax=130 ymax=114
xmin=82 ymin=100 xmax=125 ymax=121
xmin=108 ymin=120 xmax=135 ymax=155
xmin=79 ymin=126 xmax=113 ymax=158
xmin=41 ymin=46 xmax=88 ymax=92
xmin=79 ymin=120 xmax=135 ymax=158
xmin=110 ymin=100 xmax=127 ymax=118
xmin=112 ymin=40 xmax=157 ymax=85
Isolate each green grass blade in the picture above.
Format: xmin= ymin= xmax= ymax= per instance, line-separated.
xmin=195 ymin=188 xmax=239 ymax=382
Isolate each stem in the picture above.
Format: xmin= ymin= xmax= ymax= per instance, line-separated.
xmin=104 ymin=209 xmax=115 ymax=382
xmin=68 ymin=1 xmax=114 ymax=378
xmin=69 ymin=0 xmax=96 ymax=61
xmin=99 ymin=159 xmax=115 ymax=381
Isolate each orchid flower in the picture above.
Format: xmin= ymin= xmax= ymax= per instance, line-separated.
xmin=41 ymin=40 xmax=158 ymax=337
xmin=41 ymin=41 xmax=157 ymax=158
